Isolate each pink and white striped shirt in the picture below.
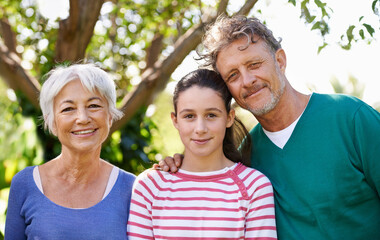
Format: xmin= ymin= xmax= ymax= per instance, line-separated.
xmin=127 ymin=163 xmax=277 ymax=240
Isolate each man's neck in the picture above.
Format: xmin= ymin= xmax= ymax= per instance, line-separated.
xmin=256 ymin=88 xmax=311 ymax=132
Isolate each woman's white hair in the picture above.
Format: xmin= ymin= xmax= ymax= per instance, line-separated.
xmin=39 ymin=63 xmax=124 ymax=134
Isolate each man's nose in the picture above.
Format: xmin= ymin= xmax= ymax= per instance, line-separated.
xmin=241 ymin=70 xmax=256 ymax=87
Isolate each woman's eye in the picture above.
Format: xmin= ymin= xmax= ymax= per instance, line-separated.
xmin=61 ymin=107 xmax=74 ymax=112
xmin=89 ymin=104 xmax=101 ymax=108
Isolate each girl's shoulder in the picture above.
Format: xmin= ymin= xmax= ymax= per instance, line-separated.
xmin=235 ymin=164 xmax=272 ymax=187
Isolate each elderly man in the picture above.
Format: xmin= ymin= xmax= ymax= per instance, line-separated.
xmin=161 ymin=16 xmax=380 ymax=239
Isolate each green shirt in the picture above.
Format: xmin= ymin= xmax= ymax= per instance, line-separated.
xmin=250 ymin=93 xmax=380 ymax=239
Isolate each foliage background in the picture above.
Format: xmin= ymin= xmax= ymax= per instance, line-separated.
xmin=0 ymin=0 xmax=379 ymax=238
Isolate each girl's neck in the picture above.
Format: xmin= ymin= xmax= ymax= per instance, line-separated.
xmin=180 ymin=152 xmax=235 ymax=172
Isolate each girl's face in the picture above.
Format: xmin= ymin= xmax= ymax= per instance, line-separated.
xmin=171 ymin=86 xmax=235 ymax=160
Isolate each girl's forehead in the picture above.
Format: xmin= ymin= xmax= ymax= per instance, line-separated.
xmin=177 ymin=86 xmax=225 ymax=108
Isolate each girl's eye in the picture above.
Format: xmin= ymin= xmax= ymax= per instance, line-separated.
xmin=184 ymin=114 xmax=194 ymax=119
xmin=207 ymin=113 xmax=217 ymax=118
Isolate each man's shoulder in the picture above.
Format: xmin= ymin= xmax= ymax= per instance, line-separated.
xmin=313 ymin=92 xmax=364 ymax=108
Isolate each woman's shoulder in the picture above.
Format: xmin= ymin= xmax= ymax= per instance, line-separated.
xmin=11 ymin=166 xmax=36 ymax=186
xmin=117 ymin=167 xmax=136 ymax=180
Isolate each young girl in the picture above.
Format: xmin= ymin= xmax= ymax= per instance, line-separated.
xmin=127 ymin=69 xmax=277 ymax=239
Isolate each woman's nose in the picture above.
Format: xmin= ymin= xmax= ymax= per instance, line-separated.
xmin=76 ymin=108 xmax=90 ymax=124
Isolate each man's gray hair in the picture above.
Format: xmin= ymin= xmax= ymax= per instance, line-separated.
xmin=199 ymin=15 xmax=282 ymax=72
xmin=39 ymin=63 xmax=123 ymax=134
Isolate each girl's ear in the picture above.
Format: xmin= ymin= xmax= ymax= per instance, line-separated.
xmin=226 ymin=109 xmax=235 ymax=128
xmin=171 ymin=112 xmax=179 ymax=129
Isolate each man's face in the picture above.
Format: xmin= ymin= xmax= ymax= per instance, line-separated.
xmin=216 ymin=37 xmax=286 ymax=116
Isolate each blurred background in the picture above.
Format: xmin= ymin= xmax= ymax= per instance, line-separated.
xmin=0 ymin=0 xmax=379 ymax=237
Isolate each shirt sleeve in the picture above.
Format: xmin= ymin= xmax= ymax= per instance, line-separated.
xmin=245 ymin=174 xmax=277 ymax=240
xmin=127 ymin=173 xmax=155 ymax=240
xmin=353 ymin=103 xmax=380 ymax=195
xmin=4 ymin=173 xmax=27 ymax=240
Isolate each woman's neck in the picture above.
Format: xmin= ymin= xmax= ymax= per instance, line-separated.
xmin=47 ymin=148 xmax=105 ymax=184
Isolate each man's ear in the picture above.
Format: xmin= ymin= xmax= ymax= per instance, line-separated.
xmin=227 ymin=109 xmax=235 ymax=128
xmin=275 ymin=48 xmax=287 ymax=74
xmin=171 ymin=112 xmax=179 ymax=129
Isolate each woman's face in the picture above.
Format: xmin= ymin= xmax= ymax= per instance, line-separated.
xmin=171 ymin=86 xmax=234 ymax=160
xmin=53 ymin=79 xmax=112 ymax=154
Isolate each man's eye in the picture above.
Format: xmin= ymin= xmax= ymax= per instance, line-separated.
xmin=249 ymin=62 xmax=262 ymax=69
xmin=227 ymin=72 xmax=238 ymax=82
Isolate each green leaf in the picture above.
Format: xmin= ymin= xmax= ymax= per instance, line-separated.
xmin=314 ymin=0 xmax=326 ymax=8
xmin=372 ymin=0 xmax=379 ymax=14
xmin=363 ymin=23 xmax=375 ymax=37
xmin=346 ymin=25 xmax=355 ymax=43
xmin=288 ymin=0 xmax=296 ymax=6
xmin=311 ymin=21 xmax=321 ymax=30
xmin=359 ymin=29 xmax=365 ymax=39
xmin=359 ymin=16 xmax=364 ymax=22
xmin=317 ymin=42 xmax=328 ymax=53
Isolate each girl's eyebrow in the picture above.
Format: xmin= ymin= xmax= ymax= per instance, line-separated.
xmin=179 ymin=107 xmax=223 ymax=114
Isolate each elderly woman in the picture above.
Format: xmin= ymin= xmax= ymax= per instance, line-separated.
xmin=4 ymin=64 xmax=135 ymax=239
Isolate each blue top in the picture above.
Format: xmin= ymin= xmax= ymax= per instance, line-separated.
xmin=5 ymin=166 xmax=136 ymax=240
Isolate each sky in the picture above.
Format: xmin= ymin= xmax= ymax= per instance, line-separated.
xmin=37 ymin=0 xmax=380 ymax=106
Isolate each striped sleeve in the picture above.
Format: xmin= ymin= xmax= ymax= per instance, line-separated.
xmin=127 ymin=170 xmax=156 ymax=240
xmin=243 ymin=169 xmax=277 ymax=239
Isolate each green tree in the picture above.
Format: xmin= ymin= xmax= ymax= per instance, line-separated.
xmin=0 ymin=0 xmax=378 ymax=168
xmin=0 ymin=0 xmax=379 ymax=237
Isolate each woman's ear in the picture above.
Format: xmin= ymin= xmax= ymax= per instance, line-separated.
xmin=109 ymin=114 xmax=112 ymax=126
xmin=171 ymin=112 xmax=179 ymax=129
xmin=227 ymin=109 xmax=235 ymax=128
xmin=51 ymin=121 xmax=58 ymax=136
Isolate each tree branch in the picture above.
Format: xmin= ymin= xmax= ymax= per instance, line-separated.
xmin=217 ymin=0 xmax=229 ymax=16
xmin=110 ymin=0 xmax=256 ymax=133
xmin=144 ymin=33 xmax=164 ymax=71
xmin=0 ymin=18 xmax=18 ymax=55
xmin=0 ymin=44 xmax=40 ymax=108
xmin=55 ymin=0 xmax=104 ymax=62
xmin=234 ymin=0 xmax=259 ymax=16
xmin=110 ymin=21 xmax=207 ymax=133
